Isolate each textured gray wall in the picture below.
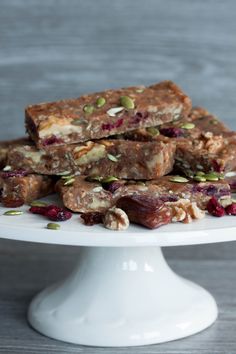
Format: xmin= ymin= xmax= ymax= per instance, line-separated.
xmin=0 ymin=0 xmax=236 ymax=259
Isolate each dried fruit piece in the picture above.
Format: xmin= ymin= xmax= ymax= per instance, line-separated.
xmin=159 ymin=127 xmax=184 ymax=138
xmin=29 ymin=205 xmax=72 ymax=221
xmin=116 ymin=195 xmax=171 ymax=229
xmin=103 ymin=207 xmax=129 ymax=230
xmin=1 ymin=170 xmax=28 ymax=179
xmin=80 ymin=212 xmax=103 ymax=226
xmin=206 ymin=197 xmax=225 ymax=217
xmin=225 ymin=203 xmax=236 ymax=215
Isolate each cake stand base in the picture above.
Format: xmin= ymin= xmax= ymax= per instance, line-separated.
xmin=28 ymin=246 xmax=217 ymax=347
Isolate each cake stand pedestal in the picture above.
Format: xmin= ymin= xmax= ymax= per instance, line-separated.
xmin=1 ymin=200 xmax=236 ymax=347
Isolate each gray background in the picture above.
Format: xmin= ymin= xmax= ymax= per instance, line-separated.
xmin=0 ymin=0 xmax=236 ymax=353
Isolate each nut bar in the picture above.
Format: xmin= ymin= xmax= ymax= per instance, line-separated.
xmin=0 ymin=137 xmax=30 ymax=169
xmin=7 ymin=139 xmax=175 ymax=180
xmin=25 ymin=80 xmax=191 ymax=148
xmin=0 ymin=171 xmax=55 ymax=208
xmin=55 ymin=175 xmax=230 ymax=213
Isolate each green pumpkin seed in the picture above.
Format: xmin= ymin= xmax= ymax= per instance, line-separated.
xmin=146 ymin=127 xmax=160 ymax=136
xmin=169 ymin=176 xmax=189 ymax=183
xmin=196 ymin=171 xmax=205 ymax=176
xmin=47 ymin=223 xmax=60 ymax=230
xmin=107 ymin=153 xmax=119 ymax=162
xmin=135 ymin=88 xmax=145 ymax=93
xmin=83 ymin=104 xmax=94 ymax=114
xmin=102 ymin=176 xmax=119 ymax=183
xmin=193 ymin=176 xmax=206 ymax=182
xmin=204 ymin=173 xmax=219 ymax=181
xmin=71 ymin=118 xmax=88 ymax=126
xmin=61 ymin=174 xmax=75 ymax=180
xmin=4 ymin=210 xmax=23 ymax=216
xmin=96 ymin=97 xmax=106 ymax=108
xmin=107 ymin=106 xmax=124 ymax=117
xmin=30 ymin=201 xmax=48 ymax=207
xmin=120 ymin=96 xmax=135 ymax=110
xmin=181 ymin=123 xmax=195 ymax=130
xmin=85 ymin=175 xmax=103 ymax=183
xmin=64 ymin=178 xmax=75 ymax=186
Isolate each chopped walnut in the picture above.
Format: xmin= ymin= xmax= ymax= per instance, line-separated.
xmin=166 ymin=199 xmax=205 ymax=224
xmin=103 ymin=207 xmax=129 ymax=231
xmin=219 ymin=197 xmax=233 ymax=208
xmin=201 ymin=132 xmax=224 ymax=153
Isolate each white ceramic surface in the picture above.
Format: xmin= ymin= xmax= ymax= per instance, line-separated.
xmin=0 ymin=196 xmax=233 ymax=346
xmin=28 ymin=247 xmax=217 ymax=347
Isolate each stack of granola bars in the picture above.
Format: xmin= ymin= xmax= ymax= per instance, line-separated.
xmin=1 ymin=80 xmax=236 ymax=229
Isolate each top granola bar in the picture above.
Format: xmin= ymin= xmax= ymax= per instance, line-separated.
xmin=25 ymin=80 xmax=191 ymax=148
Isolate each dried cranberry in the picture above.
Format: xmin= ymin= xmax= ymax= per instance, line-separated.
xmin=130 ymin=111 xmax=149 ymax=124
xmin=212 ymin=159 xmax=222 ymax=173
xmin=102 ymin=118 xmax=123 ymax=131
xmin=29 ymin=204 xmax=72 ymax=221
xmin=1 ymin=170 xmax=28 ymax=179
xmin=225 ymin=203 xmax=236 ymax=215
xmin=80 ymin=212 xmax=103 ymax=226
xmin=102 ymin=181 xmax=122 ymax=193
xmin=42 ymin=135 xmax=63 ymax=146
xmin=206 ymin=197 xmax=225 ymax=217
xmin=159 ymin=127 xmax=184 ymax=138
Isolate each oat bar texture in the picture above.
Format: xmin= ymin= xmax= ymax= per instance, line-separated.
xmin=55 ymin=175 xmax=230 ymax=213
xmin=0 ymin=172 xmax=55 ymax=208
xmin=25 ymin=81 xmax=191 ymax=148
xmin=7 ymin=139 xmax=176 ymax=180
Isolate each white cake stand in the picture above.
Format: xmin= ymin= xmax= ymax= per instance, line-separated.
xmin=1 ymin=199 xmax=236 ymax=347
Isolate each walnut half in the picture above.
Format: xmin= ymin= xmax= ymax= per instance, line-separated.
xmin=165 ymin=198 xmax=205 ymax=223
xmin=103 ymin=207 xmax=130 ymax=231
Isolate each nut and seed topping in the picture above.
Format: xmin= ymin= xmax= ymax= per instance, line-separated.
xmin=47 ymin=223 xmax=60 ymax=230
xmin=181 ymin=123 xmax=195 ymax=130
xmin=3 ymin=165 xmax=12 ymax=171
xmin=107 ymin=107 xmax=124 ymax=117
xmin=103 ymin=207 xmax=129 ymax=231
xmin=193 ymin=175 xmax=206 ymax=182
xmin=83 ymin=104 xmax=94 ymax=114
xmin=120 ymin=96 xmax=135 ymax=110
xmin=204 ymin=173 xmax=219 ymax=181
xmin=107 ymin=153 xmax=119 ymax=162
xmin=31 ymin=201 xmax=48 ymax=207
xmin=169 ymin=176 xmax=189 ymax=183
xmin=146 ymin=127 xmax=160 ymax=136
xmin=4 ymin=210 xmax=23 ymax=216
xmin=63 ymin=178 xmax=75 ymax=186
xmin=96 ymin=97 xmax=106 ymax=108
xmin=135 ymin=88 xmax=145 ymax=93
xmin=85 ymin=175 xmax=103 ymax=183
xmin=102 ymin=176 xmax=119 ymax=183
xmin=196 ymin=171 xmax=205 ymax=176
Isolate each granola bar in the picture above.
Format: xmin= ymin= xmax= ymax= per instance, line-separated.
xmin=7 ymin=139 xmax=176 ymax=180
xmin=55 ymin=175 xmax=230 ymax=213
xmin=0 ymin=137 xmax=30 ymax=169
xmin=25 ymin=81 xmax=191 ymax=148
xmin=0 ymin=171 xmax=55 ymax=207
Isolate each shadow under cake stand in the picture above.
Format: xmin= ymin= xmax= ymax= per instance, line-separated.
xmin=1 ymin=201 xmax=235 ymax=347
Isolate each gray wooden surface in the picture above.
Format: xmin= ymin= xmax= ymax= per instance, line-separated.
xmin=1 ymin=0 xmax=236 ymax=352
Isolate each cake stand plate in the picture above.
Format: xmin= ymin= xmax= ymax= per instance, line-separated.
xmin=0 ymin=198 xmax=235 ymax=347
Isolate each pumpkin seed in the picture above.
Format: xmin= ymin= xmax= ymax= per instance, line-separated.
xmin=204 ymin=173 xmax=219 ymax=181
xmin=169 ymin=176 xmax=189 ymax=183
xmin=107 ymin=153 xmax=119 ymax=162
xmin=64 ymin=178 xmax=75 ymax=186
xmin=135 ymin=88 xmax=145 ymax=93
xmin=96 ymin=97 xmax=106 ymax=108
xmin=61 ymin=175 xmax=75 ymax=180
xmin=196 ymin=171 xmax=205 ymax=176
xmin=146 ymin=127 xmax=160 ymax=136
xmin=102 ymin=176 xmax=119 ymax=183
xmin=83 ymin=104 xmax=94 ymax=114
xmin=30 ymin=201 xmax=48 ymax=207
xmin=85 ymin=175 xmax=103 ymax=183
xmin=181 ymin=123 xmax=195 ymax=130
xmin=4 ymin=210 xmax=23 ymax=216
xmin=120 ymin=96 xmax=135 ymax=109
xmin=107 ymin=106 xmax=124 ymax=117
xmin=47 ymin=223 xmax=60 ymax=230
xmin=193 ymin=176 xmax=206 ymax=182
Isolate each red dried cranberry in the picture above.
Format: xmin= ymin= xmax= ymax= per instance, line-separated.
xmin=29 ymin=204 xmax=72 ymax=221
xmin=102 ymin=118 xmax=123 ymax=131
xmin=212 ymin=159 xmax=222 ymax=173
xmin=225 ymin=203 xmax=236 ymax=215
xmin=1 ymin=170 xmax=28 ymax=179
xmin=42 ymin=135 xmax=63 ymax=146
xmin=206 ymin=197 xmax=225 ymax=217
xmin=159 ymin=127 xmax=184 ymax=138
xmin=130 ymin=111 xmax=149 ymax=124
xmin=102 ymin=181 xmax=122 ymax=193
xmin=80 ymin=212 xmax=103 ymax=226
